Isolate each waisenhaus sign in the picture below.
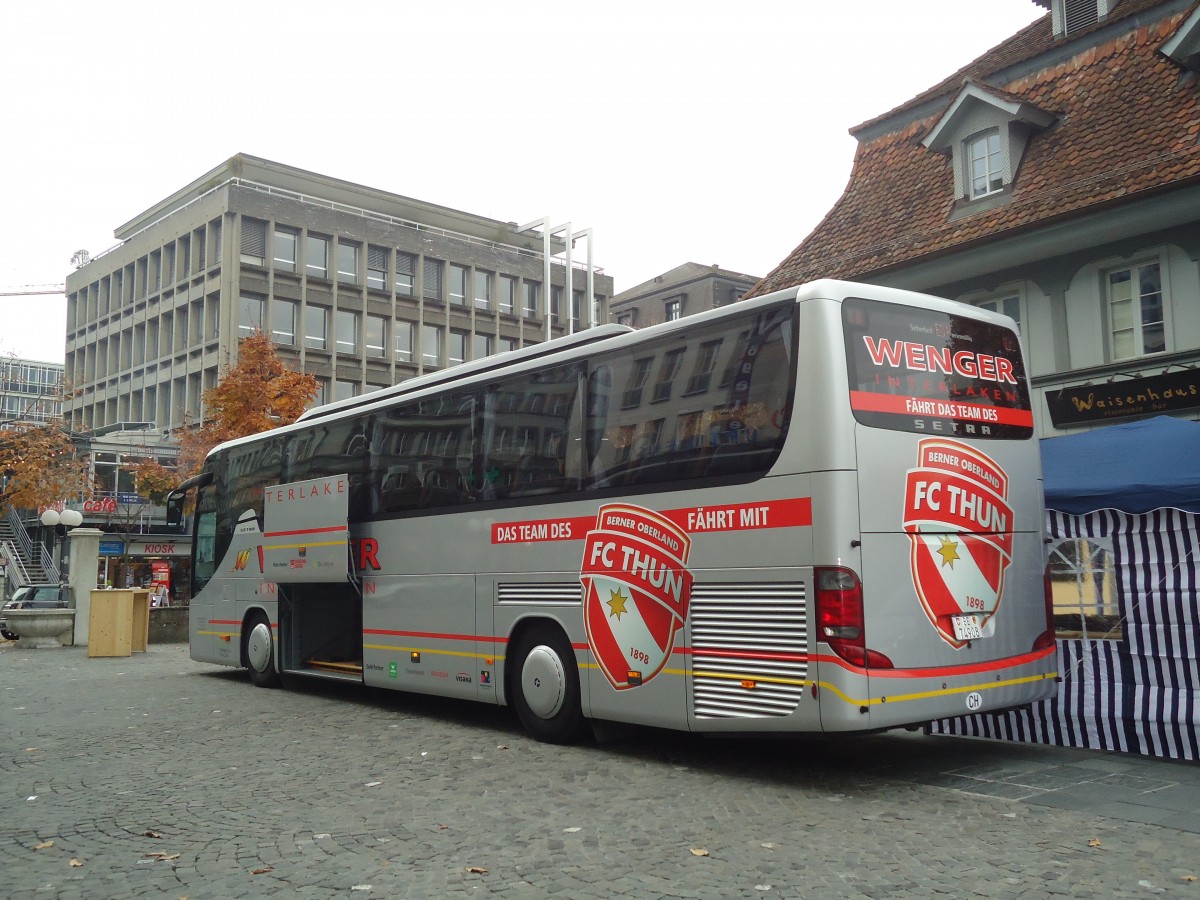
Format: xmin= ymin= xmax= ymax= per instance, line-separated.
xmin=1046 ymin=368 xmax=1200 ymax=427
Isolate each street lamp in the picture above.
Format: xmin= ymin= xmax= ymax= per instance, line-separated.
xmin=39 ymin=509 xmax=83 ymax=582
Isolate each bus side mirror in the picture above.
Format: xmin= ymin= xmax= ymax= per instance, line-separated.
xmin=166 ymin=495 xmax=184 ymax=531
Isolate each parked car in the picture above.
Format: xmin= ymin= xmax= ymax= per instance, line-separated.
xmin=0 ymin=585 xmax=69 ymax=641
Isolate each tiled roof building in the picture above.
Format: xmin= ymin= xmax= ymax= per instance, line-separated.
xmin=750 ymin=0 xmax=1200 ymax=436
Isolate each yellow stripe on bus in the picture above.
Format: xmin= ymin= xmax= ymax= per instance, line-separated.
xmin=813 ymin=670 xmax=1059 ymax=708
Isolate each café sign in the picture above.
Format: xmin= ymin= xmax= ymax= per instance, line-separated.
xmin=1046 ymin=367 xmax=1200 ymax=427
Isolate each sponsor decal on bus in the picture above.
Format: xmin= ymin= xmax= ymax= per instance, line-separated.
xmin=580 ymin=503 xmax=694 ymax=690
xmin=903 ymin=438 xmax=1014 ymax=648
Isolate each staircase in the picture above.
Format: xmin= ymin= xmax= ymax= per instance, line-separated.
xmin=1 ymin=510 xmax=58 ymax=590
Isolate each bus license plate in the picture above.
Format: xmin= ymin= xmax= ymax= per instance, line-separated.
xmin=951 ymin=614 xmax=984 ymax=641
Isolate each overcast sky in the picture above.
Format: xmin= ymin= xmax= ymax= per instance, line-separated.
xmin=0 ymin=0 xmax=1044 ymax=364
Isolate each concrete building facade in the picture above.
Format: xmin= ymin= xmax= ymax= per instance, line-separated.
xmin=63 ymin=154 xmax=613 ymax=434
xmin=609 ymin=263 xmax=759 ymax=329
xmin=0 ymin=357 xmax=63 ymax=427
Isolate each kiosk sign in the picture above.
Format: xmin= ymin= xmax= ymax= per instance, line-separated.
xmin=581 ymin=503 xmax=693 ymax=690
xmin=902 ymin=439 xmax=1013 ymax=648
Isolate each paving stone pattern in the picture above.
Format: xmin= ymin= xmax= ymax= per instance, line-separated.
xmin=2 ymin=643 xmax=1198 ymax=898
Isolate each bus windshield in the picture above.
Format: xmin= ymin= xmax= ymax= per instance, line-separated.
xmin=842 ymin=296 xmax=1033 ymax=439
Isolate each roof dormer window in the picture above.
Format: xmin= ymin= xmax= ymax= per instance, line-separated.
xmin=1162 ymin=4 xmax=1200 ymax=73
xmin=923 ymin=81 xmax=1056 ymax=208
xmin=968 ymin=130 xmax=1004 ymax=198
xmin=1035 ymin=0 xmax=1120 ymax=39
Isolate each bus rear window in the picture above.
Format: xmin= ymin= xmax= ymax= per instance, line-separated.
xmin=842 ymin=296 xmax=1033 ymax=439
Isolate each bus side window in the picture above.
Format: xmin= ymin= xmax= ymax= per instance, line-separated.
xmin=587 ymin=304 xmax=794 ymax=490
xmin=486 ymin=365 xmax=581 ymax=499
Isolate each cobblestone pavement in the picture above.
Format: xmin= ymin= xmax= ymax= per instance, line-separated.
xmin=2 ymin=642 xmax=1198 ymax=898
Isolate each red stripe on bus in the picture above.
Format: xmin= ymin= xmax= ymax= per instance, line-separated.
xmin=207 ymin=619 xmax=278 ymax=629
xmin=263 ymin=525 xmax=349 ymax=538
xmin=848 ymin=391 xmax=1034 ymax=428
xmin=492 ymin=497 xmax=812 ymax=544
xmin=814 ymin=644 xmax=1055 ymax=677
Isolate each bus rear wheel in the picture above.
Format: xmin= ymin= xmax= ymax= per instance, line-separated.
xmin=511 ymin=623 xmax=587 ymax=744
xmin=243 ymin=613 xmax=281 ymax=688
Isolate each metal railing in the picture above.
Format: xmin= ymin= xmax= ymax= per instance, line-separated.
xmin=3 ymin=507 xmax=59 ymax=585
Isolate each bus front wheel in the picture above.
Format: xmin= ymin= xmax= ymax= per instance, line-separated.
xmin=511 ymin=624 xmax=586 ymax=744
xmin=243 ymin=613 xmax=281 ymax=688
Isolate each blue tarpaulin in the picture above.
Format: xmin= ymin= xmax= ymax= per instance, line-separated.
xmin=1041 ymin=415 xmax=1200 ymax=514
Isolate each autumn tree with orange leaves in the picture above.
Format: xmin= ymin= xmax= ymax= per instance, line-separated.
xmin=0 ymin=419 xmax=91 ymax=512
xmin=133 ymin=331 xmax=318 ymax=494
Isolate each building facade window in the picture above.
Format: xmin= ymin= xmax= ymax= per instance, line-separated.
xmin=499 ymin=336 xmax=517 ymax=354
xmin=450 ymin=264 xmax=468 ymax=306
xmin=395 ymin=321 xmax=414 ymax=363
xmin=551 ymin=286 xmax=563 ymax=324
xmin=423 ymin=258 xmax=444 ymax=301
xmin=523 ymin=281 xmax=539 ymax=318
xmin=305 ymin=305 xmax=328 ymax=350
xmin=274 ymin=229 xmax=298 ymax=273
xmin=337 ymin=241 xmax=360 ymax=285
xmin=240 ymin=218 xmax=268 ymax=266
xmin=665 ymin=298 xmax=682 ymax=321
xmin=335 ymin=310 xmax=359 ymax=354
xmin=473 ymin=333 xmax=493 ymax=360
xmin=449 ymin=329 xmax=468 ymax=366
xmin=422 ymin=324 xmax=442 ymax=369
xmin=475 ymin=270 xmax=492 ymax=311
xmin=238 ymin=293 xmax=264 ymax=338
xmin=967 ymin=130 xmax=1003 ymax=198
xmin=334 ymin=379 xmax=358 ymax=402
xmin=499 ymin=275 xmax=516 ymax=315
xmin=395 ymin=251 xmax=416 ymax=296
xmin=974 ymin=295 xmax=1021 ymax=331
xmin=271 ymin=299 xmax=297 ymax=346
xmin=307 ymin=234 xmax=330 ymax=279
xmin=1109 ymin=261 xmax=1165 ymax=359
xmin=367 ymin=245 xmax=388 ymax=290
xmin=366 ymin=314 xmax=386 ymax=359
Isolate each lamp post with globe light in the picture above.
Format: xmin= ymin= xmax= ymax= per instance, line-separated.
xmin=40 ymin=508 xmax=84 ymax=582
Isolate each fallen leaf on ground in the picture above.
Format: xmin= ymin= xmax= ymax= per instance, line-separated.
xmin=1088 ymin=838 xmax=1102 ymax=848
xmin=1183 ymin=875 xmax=1198 ymax=882
xmin=143 ymin=852 xmax=181 ymax=861
xmin=251 ymin=866 xmax=273 ymax=875
xmin=466 ymin=866 xmax=489 ymax=874
xmin=143 ymin=830 xmax=162 ymax=839
xmin=34 ymin=841 xmax=54 ymax=850
xmin=69 ymin=859 xmax=83 ymax=867
xmin=690 ymin=848 xmax=710 ymax=857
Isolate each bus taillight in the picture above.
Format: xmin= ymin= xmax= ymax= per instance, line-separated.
xmin=1033 ymin=565 xmax=1056 ymax=651
xmin=815 ymin=567 xmax=893 ymax=669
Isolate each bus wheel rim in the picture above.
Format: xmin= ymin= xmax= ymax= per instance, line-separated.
xmin=521 ymin=645 xmax=566 ymax=719
xmin=247 ymin=622 xmax=273 ymax=672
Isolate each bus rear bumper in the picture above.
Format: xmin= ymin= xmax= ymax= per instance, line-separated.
xmin=815 ymin=647 xmax=1059 ymax=733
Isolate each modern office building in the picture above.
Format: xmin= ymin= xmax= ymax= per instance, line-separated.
xmin=0 ymin=357 xmax=63 ymax=428
xmin=609 ymin=263 xmax=759 ymax=329
xmin=63 ymin=154 xmax=613 ymax=433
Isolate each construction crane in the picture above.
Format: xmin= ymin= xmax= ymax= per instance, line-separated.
xmin=0 ymin=284 xmax=65 ymax=297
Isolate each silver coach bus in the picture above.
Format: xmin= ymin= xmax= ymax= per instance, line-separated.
xmin=169 ymin=280 xmax=1058 ymax=743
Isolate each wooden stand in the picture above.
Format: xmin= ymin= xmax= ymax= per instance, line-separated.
xmin=87 ymin=589 xmax=151 ymax=657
